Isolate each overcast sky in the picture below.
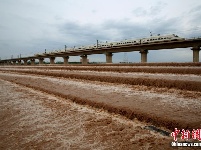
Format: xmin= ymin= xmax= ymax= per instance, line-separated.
xmin=0 ymin=0 xmax=201 ymax=62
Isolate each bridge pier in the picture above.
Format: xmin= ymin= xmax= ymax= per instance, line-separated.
xmin=191 ymin=46 xmax=200 ymax=62
xmin=39 ymin=58 xmax=44 ymax=65
xmin=12 ymin=61 xmax=16 ymax=65
xmin=23 ymin=60 xmax=28 ymax=65
xmin=30 ymin=59 xmax=35 ymax=65
xmin=8 ymin=61 xmax=11 ymax=65
xmin=105 ymin=52 xmax=113 ymax=63
xmin=4 ymin=61 xmax=7 ymax=65
xmin=50 ymin=57 xmax=55 ymax=64
xmin=63 ymin=56 xmax=69 ymax=65
xmin=140 ymin=50 xmax=148 ymax=63
xmin=17 ymin=60 xmax=21 ymax=65
xmin=80 ymin=55 xmax=88 ymax=65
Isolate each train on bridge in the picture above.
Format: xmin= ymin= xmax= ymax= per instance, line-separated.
xmin=83 ymin=34 xmax=185 ymax=50
xmin=39 ymin=34 xmax=185 ymax=55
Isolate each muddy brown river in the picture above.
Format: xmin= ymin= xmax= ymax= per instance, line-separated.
xmin=0 ymin=65 xmax=200 ymax=149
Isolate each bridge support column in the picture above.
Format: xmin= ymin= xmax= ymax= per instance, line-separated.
xmin=12 ymin=61 xmax=16 ymax=65
xmin=63 ymin=56 xmax=69 ymax=65
xmin=17 ymin=60 xmax=21 ymax=65
xmin=140 ymin=50 xmax=148 ymax=63
xmin=191 ymin=46 xmax=200 ymax=62
xmin=80 ymin=55 xmax=88 ymax=65
xmin=39 ymin=58 xmax=44 ymax=65
xmin=105 ymin=52 xmax=113 ymax=63
xmin=4 ymin=61 xmax=8 ymax=65
xmin=7 ymin=61 xmax=10 ymax=65
xmin=30 ymin=59 xmax=35 ymax=65
xmin=23 ymin=60 xmax=28 ymax=65
xmin=50 ymin=57 xmax=55 ymax=64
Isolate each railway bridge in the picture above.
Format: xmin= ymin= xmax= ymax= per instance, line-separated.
xmin=0 ymin=38 xmax=201 ymax=65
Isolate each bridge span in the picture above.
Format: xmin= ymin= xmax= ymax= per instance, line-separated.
xmin=0 ymin=38 xmax=201 ymax=65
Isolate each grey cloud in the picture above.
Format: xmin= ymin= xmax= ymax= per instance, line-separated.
xmin=132 ymin=7 xmax=147 ymax=17
xmin=101 ymin=17 xmax=182 ymax=39
xmin=59 ymin=20 xmax=145 ymax=47
xmin=176 ymin=4 xmax=201 ymax=38
xmin=187 ymin=4 xmax=201 ymax=22
xmin=189 ymin=4 xmax=201 ymax=14
xmin=148 ymin=17 xmax=181 ymax=34
xmin=102 ymin=20 xmax=149 ymax=39
xmin=149 ymin=1 xmax=167 ymax=15
xmin=132 ymin=1 xmax=167 ymax=17
xmin=59 ymin=22 xmax=112 ymax=46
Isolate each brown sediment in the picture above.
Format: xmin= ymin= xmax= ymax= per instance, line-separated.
xmin=1 ymin=69 xmax=201 ymax=92
xmin=0 ymin=64 xmax=200 ymax=149
xmin=84 ymin=62 xmax=201 ymax=67
xmin=0 ymin=72 xmax=200 ymax=131
xmin=2 ymin=79 xmax=174 ymax=149
xmin=1 ymin=65 xmax=201 ymax=74
xmin=3 ymin=62 xmax=201 ymax=67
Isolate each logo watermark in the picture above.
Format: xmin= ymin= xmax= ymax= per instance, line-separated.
xmin=171 ymin=128 xmax=201 ymax=147
xmin=171 ymin=142 xmax=201 ymax=147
